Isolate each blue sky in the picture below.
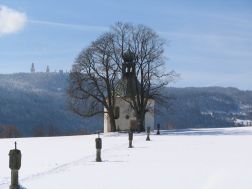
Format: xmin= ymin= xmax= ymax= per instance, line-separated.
xmin=0 ymin=0 xmax=251 ymax=90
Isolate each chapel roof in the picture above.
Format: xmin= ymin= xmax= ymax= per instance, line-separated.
xmin=115 ymin=49 xmax=140 ymax=97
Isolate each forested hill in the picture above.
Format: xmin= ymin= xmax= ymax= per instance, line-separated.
xmin=0 ymin=73 xmax=102 ymax=137
xmin=157 ymin=87 xmax=252 ymax=129
xmin=0 ymin=73 xmax=251 ymax=137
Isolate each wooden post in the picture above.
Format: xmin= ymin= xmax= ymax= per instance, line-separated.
xmin=157 ymin=124 xmax=160 ymax=135
xmin=128 ymin=131 xmax=133 ymax=148
xmin=146 ymin=127 xmax=150 ymax=141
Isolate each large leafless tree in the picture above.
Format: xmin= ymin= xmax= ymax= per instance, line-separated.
xmin=68 ymin=22 xmax=176 ymax=132
xmin=68 ymin=33 xmax=119 ymax=131
xmin=110 ymin=23 xmax=176 ymax=131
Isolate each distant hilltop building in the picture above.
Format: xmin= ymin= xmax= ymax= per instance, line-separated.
xmin=46 ymin=65 xmax=50 ymax=73
xmin=31 ymin=63 xmax=35 ymax=73
xmin=29 ymin=63 xmax=68 ymax=74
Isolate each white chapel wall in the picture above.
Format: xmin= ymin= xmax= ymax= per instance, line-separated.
xmin=104 ymin=98 xmax=155 ymax=132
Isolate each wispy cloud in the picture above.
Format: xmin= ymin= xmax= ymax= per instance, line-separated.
xmin=0 ymin=5 xmax=27 ymax=36
xmin=29 ymin=20 xmax=108 ymax=32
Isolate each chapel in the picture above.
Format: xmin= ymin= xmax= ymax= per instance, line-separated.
xmin=104 ymin=49 xmax=155 ymax=132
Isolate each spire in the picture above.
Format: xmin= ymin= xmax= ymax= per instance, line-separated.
xmin=31 ymin=63 xmax=35 ymax=73
xmin=46 ymin=65 xmax=50 ymax=73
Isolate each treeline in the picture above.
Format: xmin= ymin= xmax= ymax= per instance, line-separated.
xmin=0 ymin=73 xmax=251 ymax=138
xmin=156 ymin=87 xmax=252 ymax=129
xmin=0 ymin=124 xmax=89 ymax=138
xmin=0 ymin=73 xmax=102 ymax=137
xmin=0 ymin=125 xmax=21 ymax=138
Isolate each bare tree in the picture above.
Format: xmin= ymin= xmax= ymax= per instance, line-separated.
xmin=33 ymin=125 xmax=46 ymax=137
xmin=0 ymin=125 xmax=22 ymax=138
xmin=48 ymin=124 xmax=58 ymax=136
xmin=68 ymin=22 xmax=177 ymax=132
xmin=68 ymin=33 xmax=119 ymax=131
xmin=110 ymin=23 xmax=177 ymax=131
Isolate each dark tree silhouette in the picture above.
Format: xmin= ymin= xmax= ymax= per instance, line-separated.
xmin=0 ymin=125 xmax=21 ymax=138
xmin=68 ymin=33 xmax=119 ymax=131
xmin=110 ymin=23 xmax=177 ymax=131
xmin=68 ymin=22 xmax=176 ymax=132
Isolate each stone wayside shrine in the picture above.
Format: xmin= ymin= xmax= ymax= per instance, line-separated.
xmin=104 ymin=49 xmax=155 ymax=132
xmin=95 ymin=133 xmax=102 ymax=162
xmin=9 ymin=142 xmax=22 ymax=189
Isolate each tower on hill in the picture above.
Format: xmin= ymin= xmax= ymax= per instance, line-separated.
xmin=46 ymin=65 xmax=50 ymax=73
xmin=31 ymin=63 xmax=35 ymax=73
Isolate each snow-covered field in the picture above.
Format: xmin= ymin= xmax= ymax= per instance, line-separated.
xmin=1 ymin=127 xmax=252 ymax=189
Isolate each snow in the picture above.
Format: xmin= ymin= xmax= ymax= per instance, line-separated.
xmin=235 ymin=119 xmax=252 ymax=126
xmin=1 ymin=127 xmax=252 ymax=189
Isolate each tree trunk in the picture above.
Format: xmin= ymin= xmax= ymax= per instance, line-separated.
xmin=140 ymin=113 xmax=145 ymax=132
xmin=109 ymin=115 xmax=117 ymax=132
xmin=136 ymin=113 xmax=145 ymax=132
